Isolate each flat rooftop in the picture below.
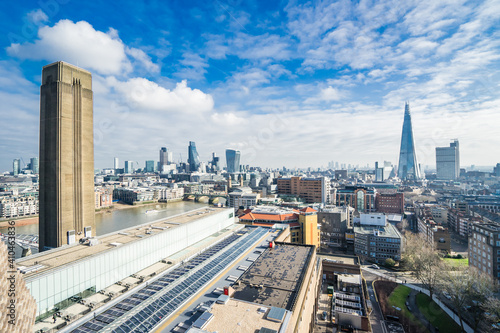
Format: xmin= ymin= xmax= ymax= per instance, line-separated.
xmin=354 ymin=222 xmax=401 ymax=238
xmin=204 ymin=299 xmax=282 ymax=333
xmin=320 ymin=254 xmax=358 ymax=266
xmin=17 ymin=207 xmax=227 ymax=278
xmin=232 ymin=242 xmax=313 ymax=311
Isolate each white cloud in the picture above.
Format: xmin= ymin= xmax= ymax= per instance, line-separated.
xmin=6 ymin=20 xmax=158 ymax=76
xmin=107 ymin=77 xmax=214 ymax=114
xmin=27 ymin=9 xmax=48 ymax=25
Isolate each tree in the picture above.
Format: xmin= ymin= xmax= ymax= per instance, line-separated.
xmin=465 ymin=269 xmax=497 ymax=333
xmin=482 ymin=296 xmax=500 ymax=332
xmin=440 ymin=265 xmax=474 ymax=332
xmin=384 ymin=258 xmax=396 ymax=267
xmin=402 ymin=233 xmax=442 ymax=299
xmin=441 ymin=266 xmax=498 ymax=332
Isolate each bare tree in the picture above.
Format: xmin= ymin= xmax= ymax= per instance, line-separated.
xmin=440 ymin=265 xmax=475 ymax=332
xmin=482 ymin=296 xmax=500 ymax=332
xmin=465 ymin=268 xmax=497 ymax=333
xmin=442 ymin=266 xmax=498 ymax=332
xmin=403 ymin=233 xmax=442 ymax=299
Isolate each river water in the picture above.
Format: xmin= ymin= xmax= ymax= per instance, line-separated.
xmin=1 ymin=201 xmax=207 ymax=258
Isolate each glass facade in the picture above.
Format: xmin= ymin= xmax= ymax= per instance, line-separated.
xmin=188 ymin=141 xmax=200 ymax=172
xmin=397 ymin=102 xmax=421 ymax=180
xmin=21 ymin=209 xmax=234 ymax=316
xmin=225 ymin=149 xmax=241 ymax=173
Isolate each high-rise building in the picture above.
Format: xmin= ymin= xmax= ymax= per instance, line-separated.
xmin=159 ymin=147 xmax=168 ymax=172
xmin=13 ymin=159 xmax=20 ymax=176
xmin=30 ymin=157 xmax=39 ymax=174
xmin=188 ymin=141 xmax=200 ymax=172
xmin=436 ymin=139 xmax=460 ymax=180
xmin=397 ymin=102 xmax=421 ymax=180
xmin=225 ymin=149 xmax=241 ymax=173
xmin=39 ymin=61 xmax=95 ymax=251
xmin=114 ymin=157 xmax=119 ymax=170
xmin=494 ymin=163 xmax=500 ymax=177
xmin=211 ymin=152 xmax=220 ymax=171
xmin=145 ymin=160 xmax=156 ymax=173
xmin=124 ymin=160 xmax=134 ymax=174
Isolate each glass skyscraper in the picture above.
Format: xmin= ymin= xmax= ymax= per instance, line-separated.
xmin=397 ymin=102 xmax=421 ymax=180
xmin=436 ymin=140 xmax=459 ymax=180
xmin=188 ymin=141 xmax=200 ymax=172
xmin=226 ymin=149 xmax=241 ymax=173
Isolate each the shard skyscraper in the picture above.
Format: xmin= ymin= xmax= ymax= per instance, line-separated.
xmin=397 ymin=102 xmax=421 ymax=180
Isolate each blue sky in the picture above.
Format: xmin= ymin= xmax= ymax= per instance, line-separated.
xmin=1 ymin=0 xmax=500 ymax=172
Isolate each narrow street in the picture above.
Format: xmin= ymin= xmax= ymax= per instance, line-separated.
xmin=363 ymin=270 xmax=387 ymax=333
xmin=314 ymin=281 xmax=332 ymax=333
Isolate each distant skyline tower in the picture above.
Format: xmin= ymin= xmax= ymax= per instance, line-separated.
xmin=124 ymin=160 xmax=134 ymax=174
xmin=145 ymin=160 xmax=156 ymax=173
xmin=13 ymin=158 xmax=20 ymax=176
xmin=436 ymin=139 xmax=460 ymax=180
xmin=114 ymin=157 xmax=119 ymax=169
xmin=226 ymin=149 xmax=241 ymax=173
xmin=188 ymin=141 xmax=200 ymax=172
xmin=211 ymin=152 xmax=220 ymax=171
xmin=159 ymin=147 xmax=168 ymax=172
xmin=39 ymin=61 xmax=95 ymax=251
xmin=30 ymin=157 xmax=39 ymax=174
xmin=397 ymin=102 xmax=421 ymax=180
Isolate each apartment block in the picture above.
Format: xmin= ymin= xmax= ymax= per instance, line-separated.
xmin=277 ymin=176 xmax=330 ymax=204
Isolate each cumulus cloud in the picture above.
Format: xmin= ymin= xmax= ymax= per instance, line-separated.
xmin=6 ymin=19 xmax=158 ymax=75
xmin=106 ymin=77 xmax=214 ymax=114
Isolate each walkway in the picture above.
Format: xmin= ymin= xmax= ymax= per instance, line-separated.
xmin=407 ymin=289 xmax=436 ymax=333
xmin=363 ymin=267 xmax=473 ymax=333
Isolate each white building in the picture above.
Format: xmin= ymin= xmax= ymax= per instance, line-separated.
xmin=436 ymin=139 xmax=460 ymax=180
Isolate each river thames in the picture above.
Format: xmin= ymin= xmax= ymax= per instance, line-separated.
xmin=1 ymin=200 xmax=207 ymax=258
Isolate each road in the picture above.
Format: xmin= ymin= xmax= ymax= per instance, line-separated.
xmin=362 ymin=269 xmax=387 ymax=333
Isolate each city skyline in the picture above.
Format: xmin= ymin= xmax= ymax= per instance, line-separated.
xmin=1 ymin=1 xmax=500 ymax=171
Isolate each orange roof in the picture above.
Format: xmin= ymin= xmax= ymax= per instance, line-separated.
xmin=239 ymin=212 xmax=299 ymax=222
xmin=300 ymin=207 xmax=317 ymax=213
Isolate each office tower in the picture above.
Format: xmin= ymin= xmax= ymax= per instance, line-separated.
xmin=494 ymin=163 xmax=500 ymax=177
xmin=39 ymin=61 xmax=95 ymax=251
xmin=188 ymin=141 xmax=200 ymax=172
xmin=397 ymin=102 xmax=421 ymax=180
xmin=226 ymin=149 xmax=241 ymax=173
xmin=124 ymin=160 xmax=134 ymax=174
xmin=145 ymin=160 xmax=156 ymax=173
xmin=436 ymin=139 xmax=460 ymax=180
xmin=30 ymin=157 xmax=39 ymax=174
xmin=13 ymin=159 xmax=20 ymax=176
xmin=114 ymin=157 xmax=119 ymax=170
xmin=159 ymin=147 xmax=168 ymax=172
xmin=211 ymin=152 xmax=220 ymax=171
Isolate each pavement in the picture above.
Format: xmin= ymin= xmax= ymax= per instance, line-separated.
xmin=407 ymin=289 xmax=436 ymax=333
xmin=361 ymin=266 xmax=474 ymax=333
xmin=362 ymin=270 xmax=387 ymax=333
xmin=313 ymin=282 xmax=332 ymax=333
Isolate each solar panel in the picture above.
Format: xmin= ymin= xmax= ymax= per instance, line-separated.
xmin=83 ymin=320 xmax=106 ymax=331
xmin=105 ymin=308 xmax=126 ymax=318
xmin=95 ymin=314 xmax=116 ymax=324
xmin=73 ymin=228 xmax=268 ymax=333
xmin=115 ymin=303 xmax=135 ymax=311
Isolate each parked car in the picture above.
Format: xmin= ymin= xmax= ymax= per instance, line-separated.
xmin=370 ymin=264 xmax=380 ymax=269
xmin=322 ymin=311 xmax=328 ymax=320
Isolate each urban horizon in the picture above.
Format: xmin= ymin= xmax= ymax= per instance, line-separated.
xmin=1 ymin=1 xmax=500 ymax=171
